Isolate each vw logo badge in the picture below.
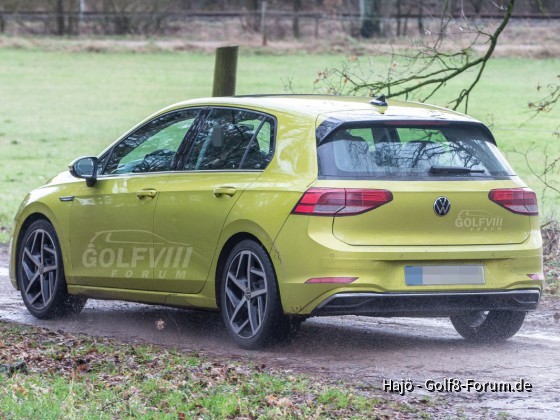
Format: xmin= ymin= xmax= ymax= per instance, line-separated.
xmin=434 ymin=196 xmax=451 ymax=216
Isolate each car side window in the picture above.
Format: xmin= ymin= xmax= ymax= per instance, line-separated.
xmin=181 ymin=108 xmax=275 ymax=171
xmin=241 ymin=117 xmax=275 ymax=170
xmin=102 ymin=109 xmax=201 ymax=175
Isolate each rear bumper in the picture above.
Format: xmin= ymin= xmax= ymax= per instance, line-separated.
xmin=311 ymin=289 xmax=541 ymax=317
xmin=273 ymin=214 xmax=543 ymax=315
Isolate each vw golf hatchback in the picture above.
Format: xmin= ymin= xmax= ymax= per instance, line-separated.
xmin=9 ymin=95 xmax=543 ymax=349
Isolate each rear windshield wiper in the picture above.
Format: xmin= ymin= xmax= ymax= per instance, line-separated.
xmin=429 ymin=165 xmax=486 ymax=175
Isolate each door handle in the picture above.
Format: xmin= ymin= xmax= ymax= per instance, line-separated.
xmin=213 ymin=187 xmax=237 ymax=198
xmin=136 ymin=189 xmax=157 ymax=199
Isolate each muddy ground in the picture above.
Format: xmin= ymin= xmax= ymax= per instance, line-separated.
xmin=1 ymin=245 xmax=559 ymax=418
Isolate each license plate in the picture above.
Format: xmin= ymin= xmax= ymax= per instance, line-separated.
xmin=405 ymin=265 xmax=485 ymax=286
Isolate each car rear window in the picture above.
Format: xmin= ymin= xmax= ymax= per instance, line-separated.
xmin=317 ymin=122 xmax=515 ymax=179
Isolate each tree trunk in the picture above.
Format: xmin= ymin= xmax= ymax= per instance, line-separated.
xmin=360 ymin=0 xmax=381 ymax=38
xmin=448 ymin=0 xmax=457 ymax=17
xmin=246 ymin=0 xmax=260 ymax=32
xmin=56 ymin=0 xmax=65 ymax=36
xmin=417 ymin=0 xmax=424 ymax=35
xmin=293 ymin=0 xmax=301 ymax=39
xmin=396 ymin=0 xmax=401 ymax=37
xmin=470 ymin=0 xmax=484 ymax=15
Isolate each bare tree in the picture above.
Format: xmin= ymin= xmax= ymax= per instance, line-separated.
xmin=515 ymin=76 xmax=560 ymax=197
xmin=316 ymin=0 xmax=516 ymax=113
xmin=292 ymin=0 xmax=301 ymax=39
xmin=417 ymin=0 xmax=425 ymax=35
xmin=55 ymin=0 xmax=65 ymax=35
xmin=97 ymin=0 xmax=173 ymax=35
xmin=466 ymin=0 xmax=485 ymax=15
xmin=51 ymin=0 xmax=78 ymax=36
xmin=529 ymin=76 xmax=560 ymax=115
xmin=3 ymin=0 xmax=560 ymax=38
xmin=246 ymin=0 xmax=260 ymax=32
xmin=360 ymin=0 xmax=382 ymax=38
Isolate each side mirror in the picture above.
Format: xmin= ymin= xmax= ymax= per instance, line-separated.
xmin=69 ymin=156 xmax=99 ymax=187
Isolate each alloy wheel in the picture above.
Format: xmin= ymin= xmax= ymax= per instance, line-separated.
xmin=224 ymin=250 xmax=268 ymax=339
xmin=20 ymin=228 xmax=59 ymax=310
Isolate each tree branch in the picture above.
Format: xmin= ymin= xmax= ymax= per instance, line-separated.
xmin=315 ymin=0 xmax=516 ymax=112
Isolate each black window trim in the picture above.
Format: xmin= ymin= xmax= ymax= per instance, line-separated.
xmin=172 ymin=107 xmax=211 ymax=171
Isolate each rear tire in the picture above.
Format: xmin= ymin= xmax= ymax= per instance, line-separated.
xmin=450 ymin=310 xmax=526 ymax=342
xmin=17 ymin=220 xmax=87 ymax=319
xmin=220 ymin=240 xmax=291 ymax=349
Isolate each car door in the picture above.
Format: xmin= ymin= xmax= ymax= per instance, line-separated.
xmin=69 ymin=108 xmax=202 ymax=291
xmin=152 ymin=107 xmax=276 ymax=294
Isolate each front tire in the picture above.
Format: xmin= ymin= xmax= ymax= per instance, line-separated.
xmin=17 ymin=220 xmax=86 ymax=319
xmin=450 ymin=310 xmax=526 ymax=342
xmin=220 ymin=240 xmax=290 ymax=349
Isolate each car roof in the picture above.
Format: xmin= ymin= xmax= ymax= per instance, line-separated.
xmin=162 ymin=94 xmax=477 ymax=123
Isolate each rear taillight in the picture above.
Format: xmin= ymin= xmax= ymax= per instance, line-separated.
xmin=488 ymin=188 xmax=538 ymax=216
xmin=292 ymin=188 xmax=393 ymax=216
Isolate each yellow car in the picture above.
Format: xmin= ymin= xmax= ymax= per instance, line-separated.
xmin=9 ymin=95 xmax=543 ymax=349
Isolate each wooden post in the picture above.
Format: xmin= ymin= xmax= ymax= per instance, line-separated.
xmin=212 ymin=45 xmax=239 ymax=97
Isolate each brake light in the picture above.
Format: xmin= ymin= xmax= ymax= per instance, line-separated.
xmin=292 ymin=188 xmax=393 ymax=216
xmin=488 ymin=188 xmax=538 ymax=216
xmin=383 ymin=120 xmax=450 ymax=126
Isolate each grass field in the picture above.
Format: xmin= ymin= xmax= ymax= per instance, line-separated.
xmin=1 ymin=321 xmax=431 ymax=418
xmin=0 ymin=47 xmax=558 ymax=243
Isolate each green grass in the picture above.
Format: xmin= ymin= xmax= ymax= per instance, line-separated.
xmin=0 ymin=47 xmax=558 ymax=242
xmin=0 ymin=321 xmax=429 ymax=418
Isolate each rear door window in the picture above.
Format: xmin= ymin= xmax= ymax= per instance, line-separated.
xmin=180 ymin=108 xmax=275 ymax=171
xmin=318 ymin=123 xmax=515 ymax=179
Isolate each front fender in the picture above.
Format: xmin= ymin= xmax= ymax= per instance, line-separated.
xmin=9 ymin=180 xmax=80 ymax=290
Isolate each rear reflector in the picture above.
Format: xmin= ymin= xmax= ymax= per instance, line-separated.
xmin=488 ymin=188 xmax=538 ymax=216
xmin=527 ymin=273 xmax=544 ymax=281
xmin=305 ymin=277 xmax=358 ymax=284
xmin=292 ymin=188 xmax=393 ymax=216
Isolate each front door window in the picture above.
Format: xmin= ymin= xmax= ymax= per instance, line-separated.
xmin=103 ymin=109 xmax=201 ymax=175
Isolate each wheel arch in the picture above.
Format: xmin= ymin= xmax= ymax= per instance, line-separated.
xmin=11 ymin=204 xmax=71 ymax=290
xmin=11 ymin=212 xmax=55 ymax=290
xmin=214 ymin=232 xmax=269 ymax=309
xmin=16 ymin=212 xmax=53 ymax=243
xmin=13 ymin=211 xmax=87 ymax=318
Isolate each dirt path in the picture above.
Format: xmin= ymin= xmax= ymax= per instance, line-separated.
xmin=1 ymin=245 xmax=559 ymax=418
